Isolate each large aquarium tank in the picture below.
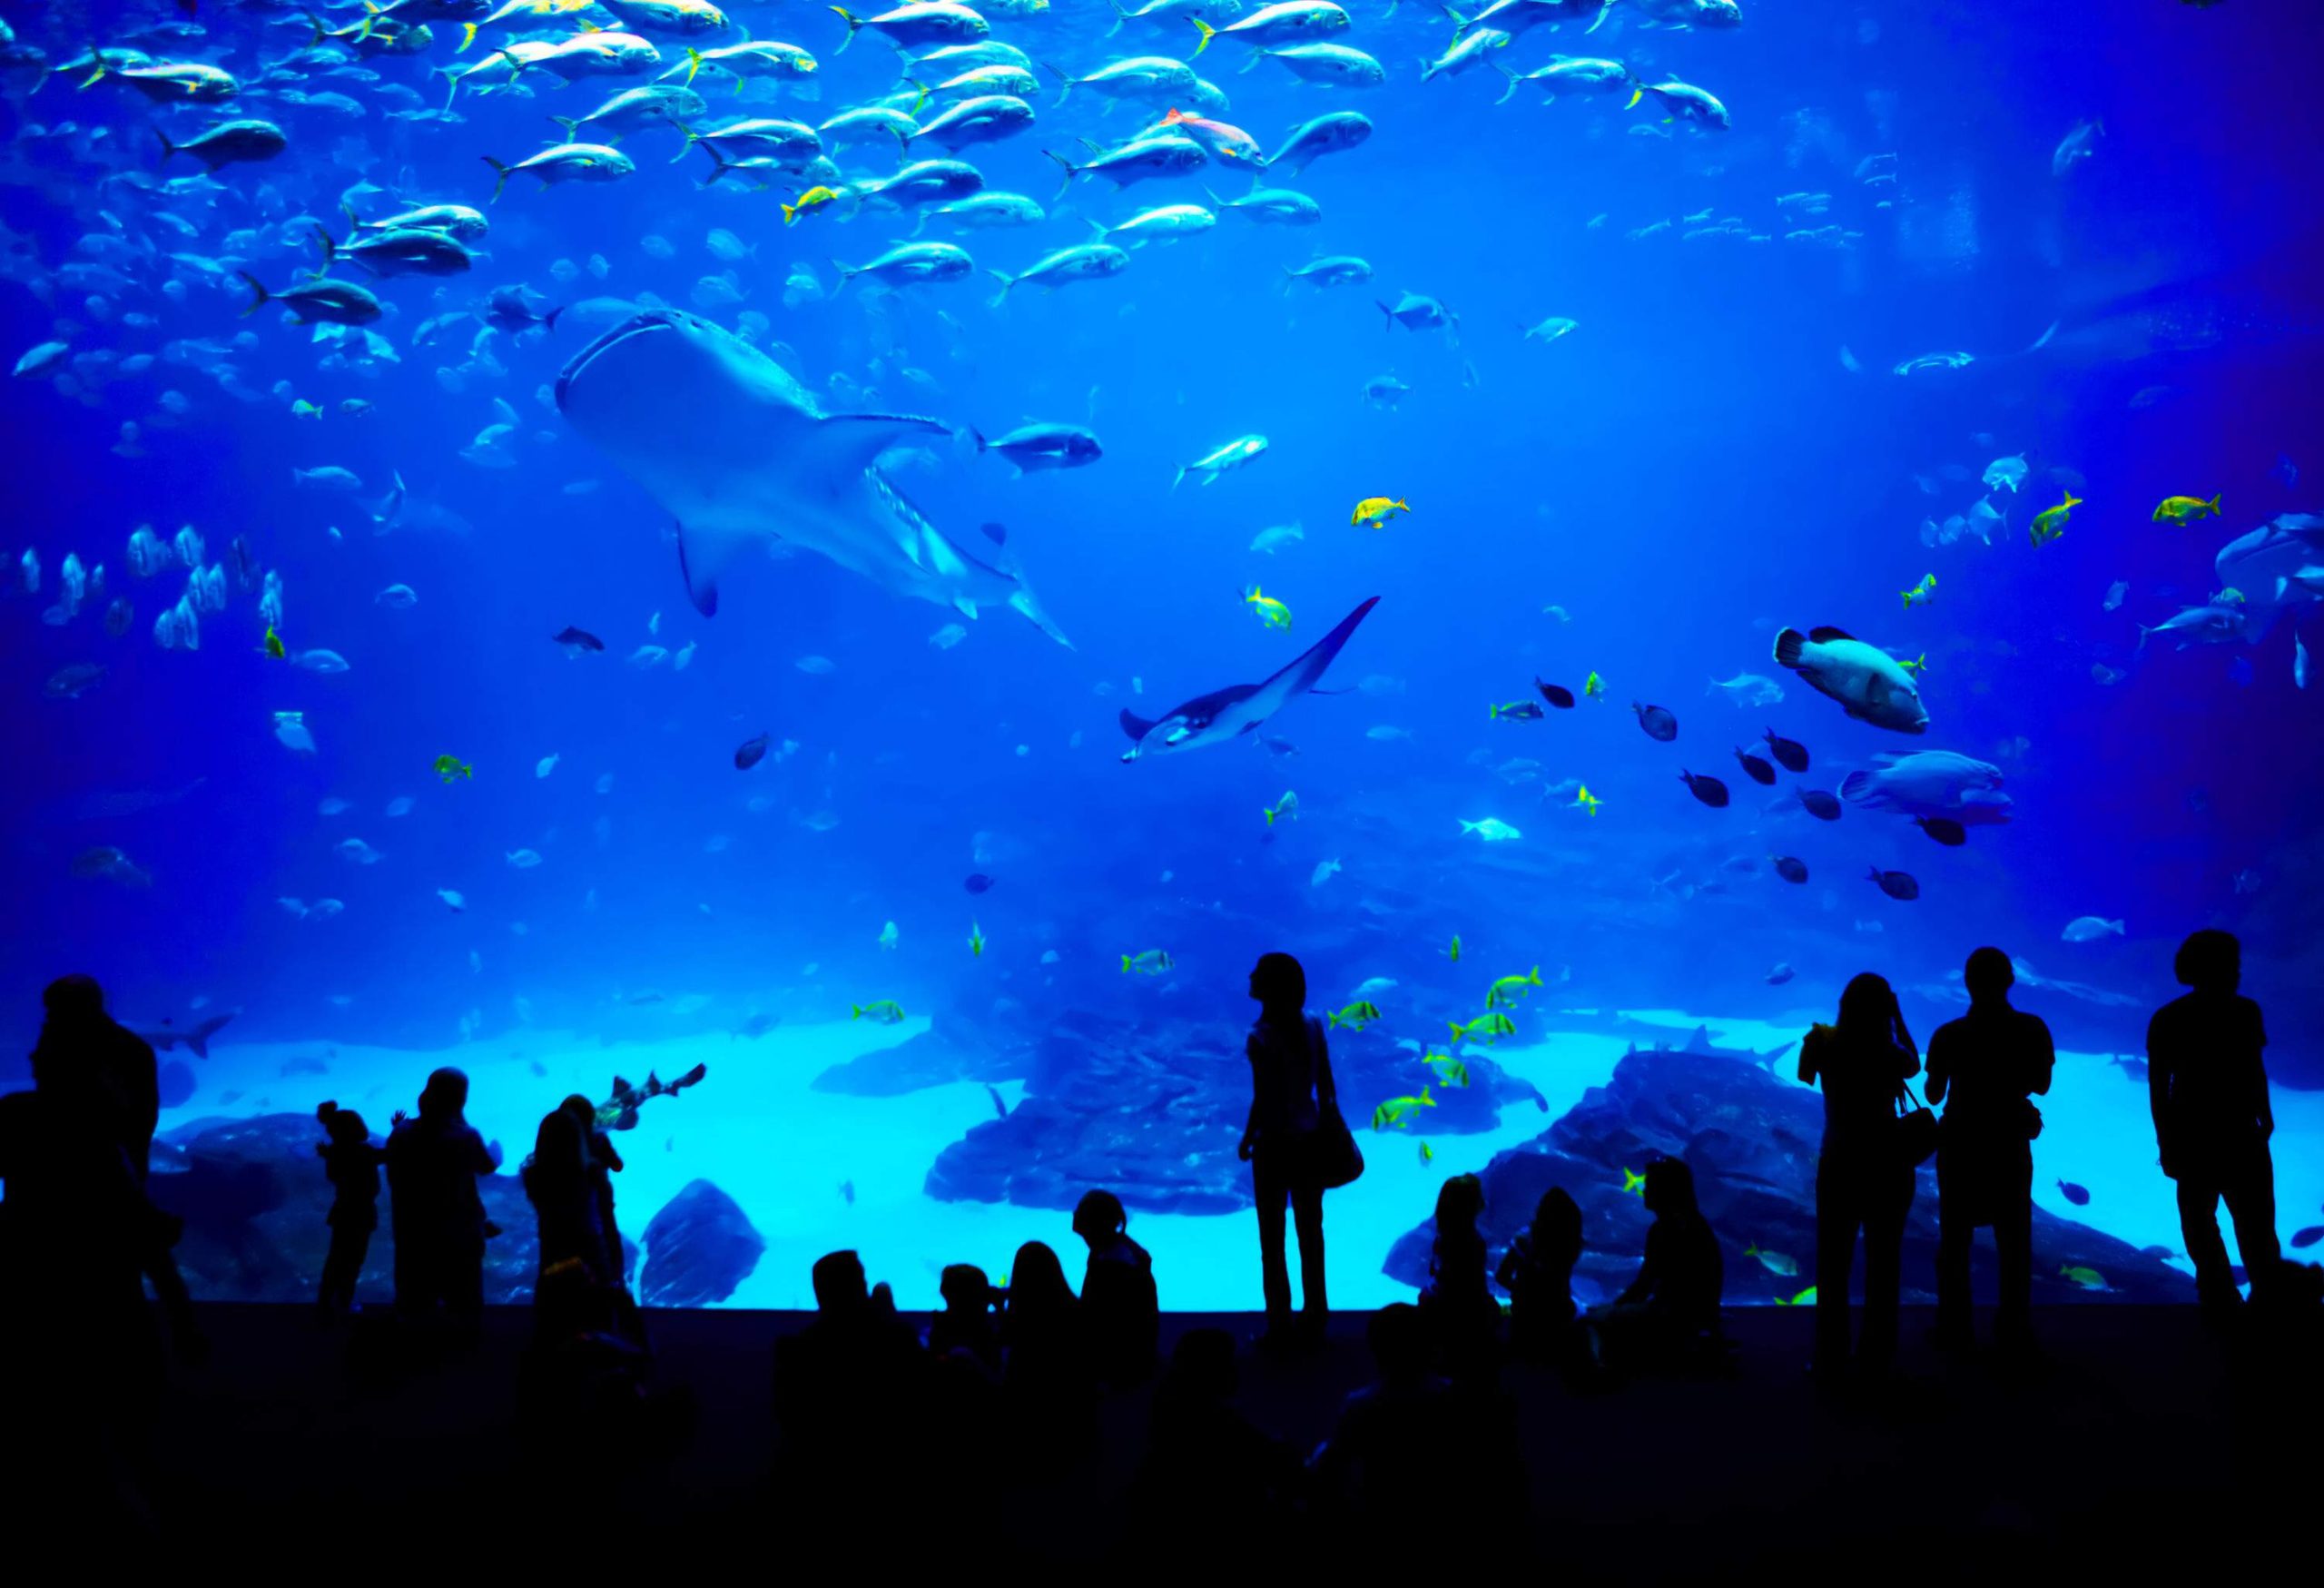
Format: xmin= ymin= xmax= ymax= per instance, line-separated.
xmin=3 ymin=0 xmax=2319 ymax=1312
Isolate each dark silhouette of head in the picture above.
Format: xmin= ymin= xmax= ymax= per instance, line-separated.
xmin=1837 ymin=972 xmax=1899 ymax=1043
xmin=1164 ymin=1327 xmax=1238 ymax=1402
xmin=1435 ymin=1171 xmax=1485 ymax=1237
xmin=1367 ymin=1302 xmax=1429 ymax=1385
xmin=2174 ymin=929 xmax=2240 ymax=993
xmin=812 ymin=1248 xmax=868 ymax=1314
xmin=534 ymin=1103 xmax=583 ymax=1166
xmin=1008 ymin=1240 xmax=1075 ymax=1317
xmin=317 ymin=1100 xmax=369 ymax=1145
xmin=41 ymin=973 xmax=106 ymax=1023
xmin=559 ymin=1093 xmax=596 ymax=1130
xmin=1642 ymin=1157 xmax=1699 ymax=1219
xmin=1072 ymin=1189 xmax=1128 ymax=1249
xmin=1248 ymin=952 xmax=1307 ymax=1018
xmin=1531 ymin=1186 xmax=1582 ymax=1249
xmin=939 ymin=1263 xmax=992 ymax=1314
xmin=1965 ymin=946 xmax=2014 ymax=1003
xmin=417 ymin=1066 xmax=469 ymax=1124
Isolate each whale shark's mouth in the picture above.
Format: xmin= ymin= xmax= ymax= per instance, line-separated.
xmin=553 ymin=308 xmax=689 ymax=410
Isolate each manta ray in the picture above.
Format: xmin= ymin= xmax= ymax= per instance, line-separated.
xmin=1120 ymin=597 xmax=1379 ymax=761
xmin=555 ymin=308 xmax=1068 ymax=645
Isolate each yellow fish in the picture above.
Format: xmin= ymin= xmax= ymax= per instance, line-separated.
xmin=2060 ymin=1263 xmax=2105 ymax=1289
xmin=1371 ymin=1086 xmax=1435 ymax=1130
xmin=1582 ymin=669 xmax=1605 ymax=699
xmin=1449 ymin=1011 xmax=1515 ymax=1043
xmin=783 ymin=185 xmax=842 ymax=225
xmin=2029 ymin=489 xmax=2079 ymax=547
xmin=967 ymin=921 xmax=986 ymax=958
xmin=1418 ymin=1140 xmax=1434 ymax=1165
xmin=1572 ymin=784 xmax=1603 ymax=816
xmin=2152 ymin=492 xmax=2221 ymax=527
xmin=433 ymin=753 xmax=472 ymax=783
xmin=1486 ymin=967 xmax=1541 ymax=1008
xmin=261 ymin=624 xmax=286 ymax=660
xmin=1243 ymin=584 xmax=1293 ymax=631
xmin=1263 ymin=790 xmax=1298 ymax=827
xmin=2214 ymin=587 xmax=2245 ymax=606
xmin=1772 ymin=1286 xmax=1817 ymax=1307
xmin=1444 ymin=933 xmax=1462 ymax=962
xmin=1620 ymin=1166 xmax=1646 ymax=1195
xmin=1900 ymin=652 xmax=1928 ymax=678
xmin=1423 ymin=1049 xmax=1470 ymax=1088
xmin=1327 ymin=999 xmax=1382 ymax=1031
xmin=1901 ymin=573 xmax=1936 ymax=609
xmin=1350 ymin=495 xmax=1409 ymax=530
xmin=290 ymin=399 xmax=325 ymax=419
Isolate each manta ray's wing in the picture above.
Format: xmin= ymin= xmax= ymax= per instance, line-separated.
xmin=1225 ymin=596 xmax=1381 ymax=732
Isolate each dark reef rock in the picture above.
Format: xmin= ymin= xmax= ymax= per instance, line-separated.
xmin=812 ymin=1012 xmax=1024 ymax=1097
xmin=638 ymin=1179 xmax=765 ymax=1307
xmin=1384 ymin=1048 xmax=2191 ymax=1306
xmin=151 ymin=1112 xmax=635 ymax=1306
xmin=919 ymin=1007 xmax=1547 ymax=1216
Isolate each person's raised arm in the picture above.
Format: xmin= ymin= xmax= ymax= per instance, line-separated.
xmin=1797 ymin=1026 xmax=1822 ymax=1087
xmin=1924 ymin=1026 xmax=1952 ymax=1107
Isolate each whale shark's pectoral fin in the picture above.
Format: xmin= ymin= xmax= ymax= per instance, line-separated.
xmin=675 ymin=518 xmax=750 ymax=616
xmin=1119 ymin=708 xmax=1157 ymax=741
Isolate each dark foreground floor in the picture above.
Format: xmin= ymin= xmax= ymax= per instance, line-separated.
xmin=24 ymin=1304 xmax=2324 ymax=1574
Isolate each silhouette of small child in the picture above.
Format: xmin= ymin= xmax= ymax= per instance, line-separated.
xmin=1073 ymin=1189 xmax=1159 ymax=1386
xmin=316 ymin=1100 xmax=386 ymax=1320
xmin=928 ymin=1262 xmax=1002 ymax=1374
xmin=1420 ymin=1172 xmax=1500 ymax=1367
xmin=1496 ymin=1187 xmax=1583 ymax=1362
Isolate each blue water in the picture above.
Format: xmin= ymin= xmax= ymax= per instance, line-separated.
xmin=3 ymin=0 xmax=2320 ymax=1307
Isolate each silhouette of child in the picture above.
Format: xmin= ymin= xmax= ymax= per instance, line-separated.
xmin=315 ymin=1100 xmax=386 ymax=1320
xmin=1420 ymin=1173 xmax=1500 ymax=1368
xmin=2148 ymin=930 xmax=2281 ymax=1310
xmin=1496 ymin=1186 xmax=1583 ymax=1362
xmin=1072 ymin=1189 xmax=1159 ymax=1386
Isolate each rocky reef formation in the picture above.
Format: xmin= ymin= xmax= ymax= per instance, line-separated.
xmin=816 ymin=1009 xmax=1546 ymax=1217
xmin=1384 ymin=1046 xmax=2190 ymax=1305
xmin=150 ymin=1111 xmax=646 ymax=1305
xmin=639 ymin=1179 xmax=765 ymax=1307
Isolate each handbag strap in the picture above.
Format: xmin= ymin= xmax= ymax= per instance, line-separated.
xmin=1896 ymin=1080 xmax=1927 ymax=1115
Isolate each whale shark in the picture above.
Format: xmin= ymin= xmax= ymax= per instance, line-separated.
xmin=1120 ymin=596 xmax=1379 ymax=761
xmin=555 ymin=307 xmax=1068 ymax=644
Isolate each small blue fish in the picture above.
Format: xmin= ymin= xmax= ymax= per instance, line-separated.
xmin=2057 ymin=1179 xmax=2091 ymax=1207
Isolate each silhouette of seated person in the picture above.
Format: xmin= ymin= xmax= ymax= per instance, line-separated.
xmin=773 ymin=1250 xmax=926 ymax=1486
xmin=1419 ymin=1171 xmax=1502 ymax=1375
xmin=999 ymin=1238 xmax=1097 ymax=1462
xmin=928 ymin=1261 xmax=1003 ymax=1375
xmin=1496 ymin=1186 xmax=1583 ymax=1366
xmin=1308 ymin=1303 xmax=1459 ymax=1518
xmin=2149 ymin=930 xmax=2282 ymax=1311
xmin=1071 ymin=1189 xmax=1158 ymax=1387
xmin=1586 ymin=1157 xmax=1725 ymax=1376
xmin=1925 ymin=946 xmax=2053 ymax=1352
xmin=385 ymin=1066 xmax=497 ymax=1329
xmin=315 ymin=1101 xmax=388 ymax=1320
xmin=1130 ymin=1328 xmax=1296 ymax=1563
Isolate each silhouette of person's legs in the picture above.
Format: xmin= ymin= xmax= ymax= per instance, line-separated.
xmin=2177 ymin=1176 xmax=2237 ymax=1300
xmin=2221 ymin=1145 xmax=2281 ymax=1297
xmin=1860 ymin=1169 xmax=1911 ymax=1373
xmin=1812 ymin=1157 xmax=1860 ymax=1374
xmin=1290 ymin=1178 xmax=1326 ymax=1324
xmin=1994 ymin=1152 xmax=2034 ymax=1344
xmin=1255 ymin=1152 xmax=1294 ymax=1327
xmin=1935 ymin=1192 xmax=1974 ymax=1346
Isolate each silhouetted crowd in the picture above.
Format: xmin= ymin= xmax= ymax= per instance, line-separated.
xmin=2 ymin=932 xmax=2317 ymax=1551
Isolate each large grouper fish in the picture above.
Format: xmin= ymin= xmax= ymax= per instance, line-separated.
xmin=555 ymin=307 xmax=1069 ymax=644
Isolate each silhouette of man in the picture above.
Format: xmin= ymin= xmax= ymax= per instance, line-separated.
xmin=30 ymin=974 xmax=158 ymax=1184
xmin=2147 ymin=931 xmax=2280 ymax=1309
xmin=385 ymin=1067 xmax=496 ymax=1327
xmin=1925 ymin=948 xmax=2054 ymax=1353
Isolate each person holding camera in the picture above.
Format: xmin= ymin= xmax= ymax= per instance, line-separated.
xmin=1924 ymin=947 xmax=2054 ymax=1356
xmin=1799 ymin=972 xmax=1922 ymax=1386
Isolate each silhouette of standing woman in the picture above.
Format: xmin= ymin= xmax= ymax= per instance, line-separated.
xmin=1800 ymin=972 xmax=1921 ymax=1384
xmin=387 ymin=1066 xmax=497 ymax=1330
xmin=1240 ymin=952 xmax=1334 ymax=1350
xmin=2148 ymin=930 xmax=2280 ymax=1313
xmin=1925 ymin=947 xmax=2053 ymax=1355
